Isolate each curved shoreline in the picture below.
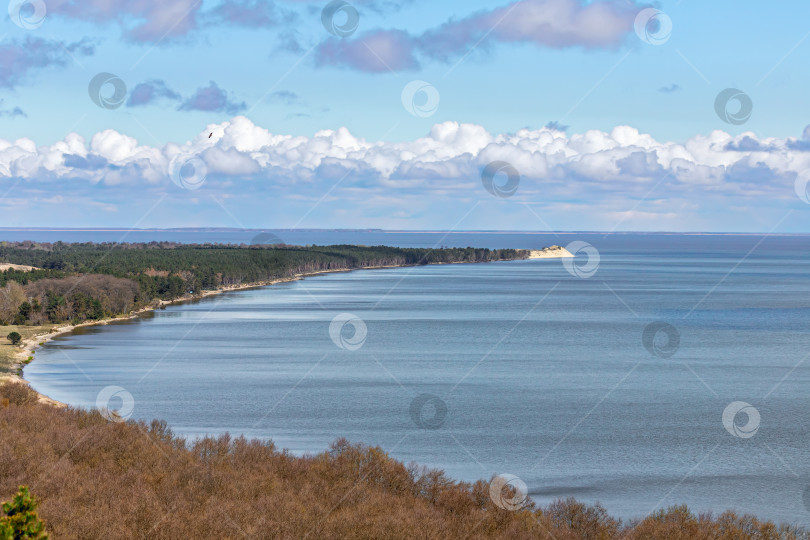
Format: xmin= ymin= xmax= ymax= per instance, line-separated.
xmin=3 ymin=264 xmax=405 ymax=405
xmin=4 ymin=257 xmax=543 ymax=405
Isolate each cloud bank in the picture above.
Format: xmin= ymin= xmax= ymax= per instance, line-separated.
xmin=43 ymin=0 xmax=641 ymax=62
xmin=48 ymin=0 xmax=295 ymax=43
xmin=0 ymin=117 xmax=807 ymax=206
xmin=49 ymin=0 xmax=203 ymax=43
xmin=316 ymin=0 xmax=640 ymax=72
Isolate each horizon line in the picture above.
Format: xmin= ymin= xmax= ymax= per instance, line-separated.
xmin=0 ymin=227 xmax=809 ymax=236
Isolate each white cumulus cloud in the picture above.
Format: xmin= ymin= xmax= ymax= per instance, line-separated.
xmin=0 ymin=116 xmax=806 ymax=207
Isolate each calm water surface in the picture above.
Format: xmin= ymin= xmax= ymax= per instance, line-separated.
xmin=25 ymin=234 xmax=810 ymax=526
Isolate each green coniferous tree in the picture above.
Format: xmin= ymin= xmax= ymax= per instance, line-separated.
xmin=0 ymin=486 xmax=48 ymax=539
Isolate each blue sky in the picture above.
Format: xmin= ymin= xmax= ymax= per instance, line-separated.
xmin=1 ymin=0 xmax=809 ymax=232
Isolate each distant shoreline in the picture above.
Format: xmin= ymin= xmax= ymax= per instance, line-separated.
xmin=2 ymin=227 xmax=809 ymax=236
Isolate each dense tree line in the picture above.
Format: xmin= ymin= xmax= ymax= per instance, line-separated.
xmin=0 ymin=276 xmax=140 ymax=326
xmin=0 ymin=268 xmax=66 ymax=288
xmin=0 ymin=242 xmax=525 ymax=280
xmin=0 ymin=242 xmax=529 ymax=326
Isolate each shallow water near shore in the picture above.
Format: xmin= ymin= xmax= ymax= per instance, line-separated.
xmin=25 ymin=233 xmax=810 ymax=526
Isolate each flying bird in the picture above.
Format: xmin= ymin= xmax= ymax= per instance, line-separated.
xmin=209 ymin=133 xmax=212 ymax=138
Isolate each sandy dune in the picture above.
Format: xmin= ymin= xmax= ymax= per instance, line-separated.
xmin=0 ymin=263 xmax=38 ymax=272
xmin=527 ymin=246 xmax=574 ymax=259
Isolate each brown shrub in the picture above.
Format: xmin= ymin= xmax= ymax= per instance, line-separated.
xmin=0 ymin=381 xmax=38 ymax=406
xmin=0 ymin=382 xmax=806 ymax=539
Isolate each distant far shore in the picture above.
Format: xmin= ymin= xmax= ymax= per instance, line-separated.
xmin=2 ymin=227 xmax=810 ymax=236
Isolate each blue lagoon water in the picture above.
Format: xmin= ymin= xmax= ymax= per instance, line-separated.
xmin=23 ymin=233 xmax=810 ymax=526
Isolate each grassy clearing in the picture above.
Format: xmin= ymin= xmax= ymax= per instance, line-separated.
xmin=0 ymin=324 xmax=59 ymax=374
